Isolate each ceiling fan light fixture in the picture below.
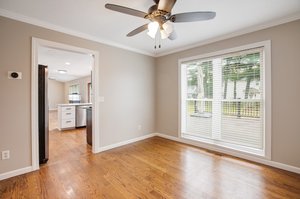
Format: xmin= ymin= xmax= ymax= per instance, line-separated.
xmin=160 ymin=29 xmax=169 ymax=39
xmin=162 ymin=22 xmax=173 ymax=34
xmin=147 ymin=21 xmax=159 ymax=38
xmin=147 ymin=30 xmax=157 ymax=39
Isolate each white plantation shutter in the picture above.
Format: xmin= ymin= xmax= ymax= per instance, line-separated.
xmin=181 ymin=47 xmax=265 ymax=154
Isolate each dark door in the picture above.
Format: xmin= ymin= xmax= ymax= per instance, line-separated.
xmin=38 ymin=64 xmax=49 ymax=164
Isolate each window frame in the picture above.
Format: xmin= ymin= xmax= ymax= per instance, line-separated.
xmin=178 ymin=41 xmax=271 ymax=159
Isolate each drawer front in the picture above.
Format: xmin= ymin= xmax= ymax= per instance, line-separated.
xmin=61 ymin=111 xmax=75 ymax=119
xmin=61 ymin=119 xmax=75 ymax=128
xmin=61 ymin=106 xmax=75 ymax=112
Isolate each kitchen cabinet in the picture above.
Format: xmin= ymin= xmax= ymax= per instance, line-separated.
xmin=58 ymin=105 xmax=75 ymax=130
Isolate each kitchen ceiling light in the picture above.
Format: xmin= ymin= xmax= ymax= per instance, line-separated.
xmin=65 ymin=62 xmax=71 ymax=65
xmin=57 ymin=70 xmax=67 ymax=74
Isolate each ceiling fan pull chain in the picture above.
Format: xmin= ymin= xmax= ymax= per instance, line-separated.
xmin=159 ymin=34 xmax=161 ymax=48
xmin=154 ymin=33 xmax=158 ymax=49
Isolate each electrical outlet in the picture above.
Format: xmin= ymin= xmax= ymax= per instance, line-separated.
xmin=2 ymin=150 xmax=10 ymax=160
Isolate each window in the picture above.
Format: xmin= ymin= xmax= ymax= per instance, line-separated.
xmin=69 ymin=84 xmax=80 ymax=95
xmin=180 ymin=42 xmax=271 ymax=157
xmin=68 ymin=84 xmax=81 ymax=103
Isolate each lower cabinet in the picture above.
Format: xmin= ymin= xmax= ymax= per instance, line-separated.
xmin=58 ymin=105 xmax=75 ymax=130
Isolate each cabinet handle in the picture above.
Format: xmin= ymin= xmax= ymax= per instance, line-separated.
xmin=66 ymin=113 xmax=72 ymax=115
xmin=66 ymin=108 xmax=71 ymax=110
xmin=66 ymin=121 xmax=72 ymax=123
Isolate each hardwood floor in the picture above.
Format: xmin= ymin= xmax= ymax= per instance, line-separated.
xmin=47 ymin=110 xmax=91 ymax=166
xmin=1 ymin=112 xmax=300 ymax=198
xmin=1 ymin=137 xmax=300 ymax=199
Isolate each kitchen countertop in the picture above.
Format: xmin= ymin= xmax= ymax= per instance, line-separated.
xmin=57 ymin=103 xmax=92 ymax=106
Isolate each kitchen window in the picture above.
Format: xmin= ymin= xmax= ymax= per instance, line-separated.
xmin=69 ymin=84 xmax=81 ymax=103
xmin=69 ymin=84 xmax=80 ymax=95
xmin=180 ymin=41 xmax=271 ymax=158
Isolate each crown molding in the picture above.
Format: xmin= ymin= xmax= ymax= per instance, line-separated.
xmin=1 ymin=8 xmax=299 ymax=58
xmin=155 ymin=13 xmax=300 ymax=57
xmin=0 ymin=8 xmax=155 ymax=57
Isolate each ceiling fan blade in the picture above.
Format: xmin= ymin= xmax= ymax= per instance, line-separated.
xmin=127 ymin=24 xmax=149 ymax=37
xmin=168 ymin=30 xmax=177 ymax=40
xmin=105 ymin=4 xmax=147 ymax=18
xmin=158 ymin=0 xmax=177 ymax=13
xmin=170 ymin=11 xmax=216 ymax=23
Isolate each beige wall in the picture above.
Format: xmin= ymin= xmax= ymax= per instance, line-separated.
xmin=1 ymin=14 xmax=299 ymax=176
xmin=64 ymin=76 xmax=91 ymax=103
xmin=155 ymin=19 xmax=300 ymax=168
xmin=48 ymin=79 xmax=65 ymax=110
xmin=0 ymin=16 xmax=155 ymax=174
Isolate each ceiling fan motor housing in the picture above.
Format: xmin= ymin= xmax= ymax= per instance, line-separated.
xmin=145 ymin=9 xmax=169 ymax=25
xmin=148 ymin=4 xmax=157 ymax=14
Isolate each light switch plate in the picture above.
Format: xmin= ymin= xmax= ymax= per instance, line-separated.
xmin=2 ymin=150 xmax=10 ymax=160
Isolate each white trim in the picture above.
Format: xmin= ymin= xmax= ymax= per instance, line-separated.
xmin=1 ymin=8 xmax=299 ymax=58
xmin=178 ymin=62 xmax=184 ymax=138
xmin=156 ymin=13 xmax=300 ymax=57
xmin=98 ymin=133 xmax=156 ymax=152
xmin=154 ymin=133 xmax=300 ymax=174
xmin=264 ymin=41 xmax=272 ymax=160
xmin=0 ymin=166 xmax=33 ymax=181
xmin=178 ymin=41 xmax=272 ymax=158
xmin=178 ymin=41 xmax=271 ymax=63
xmin=0 ymin=8 xmax=153 ymax=57
xmin=31 ymin=38 xmax=39 ymax=171
xmin=91 ymin=52 xmax=100 ymax=153
xmin=31 ymin=38 xmax=101 ymax=170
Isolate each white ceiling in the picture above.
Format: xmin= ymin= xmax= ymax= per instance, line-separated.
xmin=38 ymin=47 xmax=92 ymax=82
xmin=1 ymin=0 xmax=300 ymax=56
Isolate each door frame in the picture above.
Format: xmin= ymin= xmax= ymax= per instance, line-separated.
xmin=31 ymin=38 xmax=100 ymax=170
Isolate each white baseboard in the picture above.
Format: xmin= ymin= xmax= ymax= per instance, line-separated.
xmin=154 ymin=133 xmax=300 ymax=174
xmin=98 ymin=133 xmax=156 ymax=152
xmin=0 ymin=166 xmax=33 ymax=181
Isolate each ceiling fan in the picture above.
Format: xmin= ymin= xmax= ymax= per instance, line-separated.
xmin=105 ymin=0 xmax=216 ymax=41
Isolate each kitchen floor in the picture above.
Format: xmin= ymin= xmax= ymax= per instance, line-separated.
xmin=47 ymin=110 xmax=91 ymax=166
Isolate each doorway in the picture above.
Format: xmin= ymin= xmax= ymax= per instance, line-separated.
xmin=32 ymin=38 xmax=100 ymax=170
